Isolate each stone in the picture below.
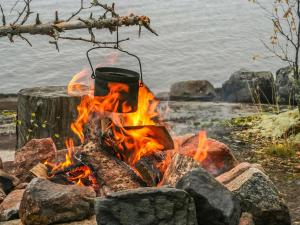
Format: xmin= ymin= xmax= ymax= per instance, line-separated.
xmin=275 ymin=66 xmax=296 ymax=105
xmin=14 ymin=138 xmax=56 ymax=182
xmin=239 ymin=212 xmax=255 ymax=225
xmin=0 ymin=190 xmax=5 ymax=205
xmin=170 ymin=80 xmax=216 ymax=101
xmin=0 ymin=189 xmax=24 ymax=221
xmin=0 ymin=216 xmax=97 ymax=225
xmin=224 ymin=167 xmax=291 ymax=225
xmin=95 ymin=187 xmax=197 ymax=225
xmin=19 ymin=178 xmax=96 ymax=225
xmin=0 ymin=170 xmax=20 ymax=194
xmin=222 ymin=69 xmax=274 ymax=103
xmin=179 ymin=134 xmax=238 ymax=176
xmin=176 ymin=168 xmax=241 ymax=225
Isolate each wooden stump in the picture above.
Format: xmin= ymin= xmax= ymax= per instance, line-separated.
xmin=17 ymin=86 xmax=84 ymax=149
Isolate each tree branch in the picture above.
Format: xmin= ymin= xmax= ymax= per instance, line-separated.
xmin=0 ymin=15 xmax=156 ymax=37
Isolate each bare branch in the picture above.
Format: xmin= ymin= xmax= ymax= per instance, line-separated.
xmin=0 ymin=4 xmax=6 ymax=26
xmin=58 ymin=36 xmax=129 ymax=46
xmin=18 ymin=33 xmax=32 ymax=46
xmin=92 ymin=0 xmax=119 ymax=17
xmin=66 ymin=0 xmax=90 ymax=22
xmin=0 ymin=15 xmax=155 ymax=37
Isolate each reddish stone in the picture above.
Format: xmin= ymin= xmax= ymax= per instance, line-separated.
xmin=179 ymin=134 xmax=238 ymax=176
xmin=19 ymin=178 xmax=96 ymax=225
xmin=14 ymin=138 xmax=57 ymax=182
xmin=0 ymin=189 xmax=24 ymax=221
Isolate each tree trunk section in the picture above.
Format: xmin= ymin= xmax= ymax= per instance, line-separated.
xmin=17 ymin=86 xmax=84 ymax=149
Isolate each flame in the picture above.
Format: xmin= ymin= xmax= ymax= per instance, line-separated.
xmin=45 ymin=138 xmax=98 ymax=189
xmin=70 ymin=82 xmax=164 ymax=167
xmin=193 ymin=130 xmax=209 ymax=162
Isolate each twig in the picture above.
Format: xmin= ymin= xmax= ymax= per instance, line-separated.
xmin=19 ymin=33 xmax=32 ymax=46
xmin=92 ymin=0 xmax=119 ymax=17
xmin=58 ymin=36 xmax=129 ymax=45
xmin=66 ymin=0 xmax=91 ymax=22
xmin=0 ymin=4 xmax=5 ymax=26
xmin=20 ymin=0 xmax=33 ymax=25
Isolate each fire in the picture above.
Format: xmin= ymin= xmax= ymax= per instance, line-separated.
xmin=45 ymin=138 xmax=98 ymax=188
xmin=70 ymin=81 xmax=164 ymax=167
xmin=194 ymin=130 xmax=209 ymax=162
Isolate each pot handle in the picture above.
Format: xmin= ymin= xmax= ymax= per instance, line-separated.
xmin=86 ymin=46 xmax=144 ymax=86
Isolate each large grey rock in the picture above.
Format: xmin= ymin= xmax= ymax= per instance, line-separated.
xmin=176 ymin=168 xmax=241 ymax=225
xmin=275 ymin=66 xmax=297 ymax=105
xmin=0 ymin=189 xmax=24 ymax=221
xmin=95 ymin=187 xmax=198 ymax=225
xmin=19 ymin=178 xmax=96 ymax=225
xmin=170 ymin=80 xmax=216 ymax=101
xmin=222 ymin=69 xmax=274 ymax=103
xmin=224 ymin=167 xmax=291 ymax=225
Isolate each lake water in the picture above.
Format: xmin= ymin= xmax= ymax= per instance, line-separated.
xmin=0 ymin=0 xmax=283 ymax=94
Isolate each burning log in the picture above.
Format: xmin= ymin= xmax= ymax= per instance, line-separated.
xmin=160 ymin=153 xmax=202 ymax=186
xmin=17 ymin=86 xmax=85 ymax=149
xmin=81 ymin=147 xmax=145 ymax=196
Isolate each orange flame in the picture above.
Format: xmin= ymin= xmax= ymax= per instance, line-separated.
xmin=194 ymin=130 xmax=209 ymax=162
xmin=45 ymin=138 xmax=98 ymax=188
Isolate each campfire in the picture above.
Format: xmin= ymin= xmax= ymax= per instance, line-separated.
xmin=41 ymin=66 xmax=213 ymax=191
xmin=0 ymin=50 xmax=291 ymax=225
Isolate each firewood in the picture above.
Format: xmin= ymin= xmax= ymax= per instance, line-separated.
xmin=81 ymin=148 xmax=145 ymax=196
xmin=160 ymin=153 xmax=202 ymax=186
xmin=30 ymin=163 xmax=48 ymax=179
xmin=134 ymin=155 xmax=163 ymax=187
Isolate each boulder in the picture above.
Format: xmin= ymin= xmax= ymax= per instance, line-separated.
xmin=19 ymin=178 xmax=96 ymax=225
xmin=239 ymin=212 xmax=255 ymax=225
xmin=14 ymin=138 xmax=56 ymax=182
xmin=224 ymin=167 xmax=291 ymax=225
xmin=0 ymin=189 xmax=24 ymax=221
xmin=176 ymin=168 xmax=241 ymax=225
xmin=222 ymin=69 xmax=274 ymax=103
xmin=275 ymin=66 xmax=296 ymax=105
xmin=0 ymin=170 xmax=20 ymax=194
xmin=95 ymin=187 xmax=198 ymax=225
xmin=179 ymin=135 xmax=238 ymax=176
xmin=170 ymin=80 xmax=216 ymax=101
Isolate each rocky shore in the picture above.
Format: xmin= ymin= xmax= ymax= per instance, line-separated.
xmin=158 ymin=67 xmax=298 ymax=107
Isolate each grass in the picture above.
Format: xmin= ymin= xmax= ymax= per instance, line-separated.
xmin=264 ymin=141 xmax=297 ymax=158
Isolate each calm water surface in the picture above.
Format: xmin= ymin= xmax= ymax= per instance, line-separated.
xmin=0 ymin=0 xmax=283 ymax=93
